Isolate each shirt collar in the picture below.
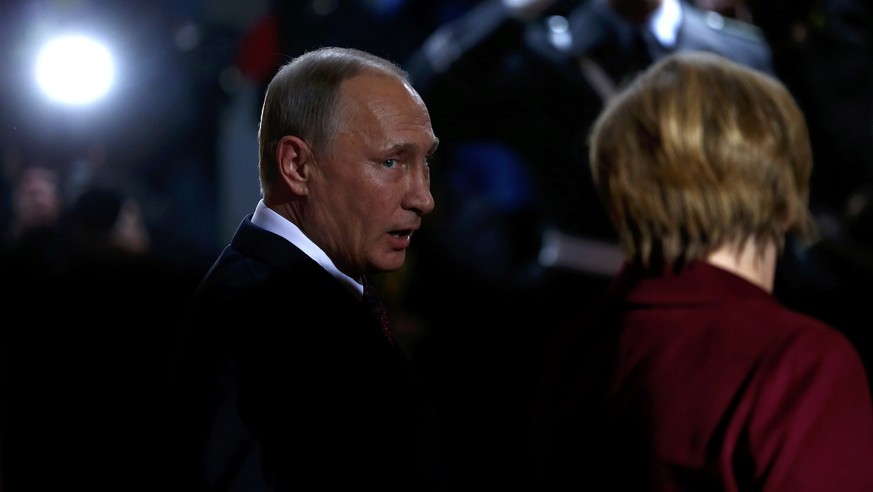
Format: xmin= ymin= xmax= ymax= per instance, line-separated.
xmin=650 ymin=0 xmax=682 ymax=49
xmin=251 ymin=199 xmax=363 ymax=296
xmin=599 ymin=0 xmax=682 ymax=48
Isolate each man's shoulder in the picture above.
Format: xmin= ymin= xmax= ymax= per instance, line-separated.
xmin=681 ymin=5 xmax=767 ymax=45
xmin=677 ymin=5 xmax=773 ymax=73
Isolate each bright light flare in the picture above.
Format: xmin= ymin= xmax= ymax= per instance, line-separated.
xmin=35 ymin=34 xmax=115 ymax=106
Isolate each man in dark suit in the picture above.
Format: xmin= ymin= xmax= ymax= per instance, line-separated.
xmin=167 ymin=47 xmax=443 ymax=491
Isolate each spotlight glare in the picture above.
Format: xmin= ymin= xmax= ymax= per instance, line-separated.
xmin=35 ymin=34 xmax=115 ymax=106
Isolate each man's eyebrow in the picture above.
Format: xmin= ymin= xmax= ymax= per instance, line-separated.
xmin=389 ymin=140 xmax=439 ymax=155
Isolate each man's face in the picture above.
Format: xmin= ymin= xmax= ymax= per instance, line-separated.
xmin=304 ymin=72 xmax=437 ymax=278
xmin=14 ymin=166 xmax=62 ymax=228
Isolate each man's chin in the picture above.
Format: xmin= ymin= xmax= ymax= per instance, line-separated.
xmin=373 ymin=251 xmax=407 ymax=273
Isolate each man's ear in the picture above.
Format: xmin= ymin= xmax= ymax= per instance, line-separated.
xmin=276 ymin=135 xmax=312 ymax=195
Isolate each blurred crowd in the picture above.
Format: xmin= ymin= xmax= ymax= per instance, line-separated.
xmin=0 ymin=162 xmax=205 ymax=490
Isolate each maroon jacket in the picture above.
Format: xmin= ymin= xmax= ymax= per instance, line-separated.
xmin=534 ymin=260 xmax=873 ymax=491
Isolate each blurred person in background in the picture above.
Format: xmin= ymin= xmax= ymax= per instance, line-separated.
xmin=1 ymin=163 xmax=67 ymax=275
xmin=67 ymin=186 xmax=151 ymax=259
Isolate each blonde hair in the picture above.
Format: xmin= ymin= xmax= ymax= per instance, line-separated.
xmin=589 ymin=50 xmax=818 ymax=270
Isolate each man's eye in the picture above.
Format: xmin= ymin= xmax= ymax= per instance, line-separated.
xmin=383 ymin=159 xmax=399 ymax=168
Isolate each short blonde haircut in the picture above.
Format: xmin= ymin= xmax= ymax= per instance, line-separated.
xmin=589 ymin=50 xmax=818 ymax=270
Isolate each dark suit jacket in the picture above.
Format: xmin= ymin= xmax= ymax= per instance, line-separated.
xmin=167 ymin=216 xmax=444 ymax=491
xmin=534 ymin=260 xmax=873 ymax=490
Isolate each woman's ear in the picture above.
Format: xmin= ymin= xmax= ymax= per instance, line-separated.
xmin=276 ymin=135 xmax=313 ymax=195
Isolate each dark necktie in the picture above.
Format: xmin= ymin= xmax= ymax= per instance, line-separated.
xmin=362 ymin=279 xmax=395 ymax=345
